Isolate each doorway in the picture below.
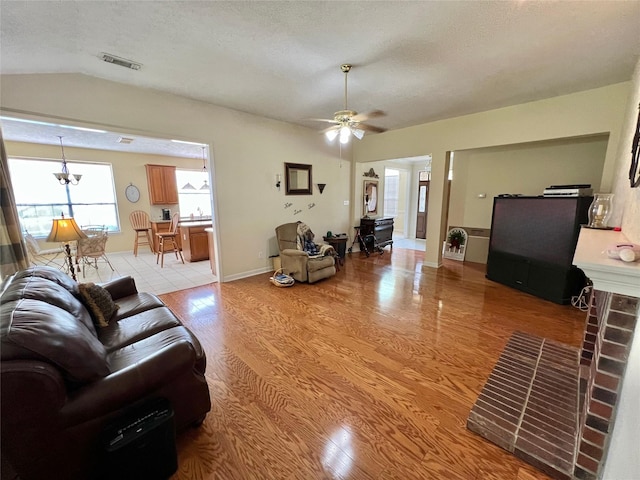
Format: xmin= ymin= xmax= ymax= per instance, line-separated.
xmin=416 ymin=171 xmax=430 ymax=239
xmin=384 ymin=167 xmax=411 ymax=236
xmin=0 ymin=114 xmax=221 ymax=283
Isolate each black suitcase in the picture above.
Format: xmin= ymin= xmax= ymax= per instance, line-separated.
xmin=100 ymin=398 xmax=177 ymax=480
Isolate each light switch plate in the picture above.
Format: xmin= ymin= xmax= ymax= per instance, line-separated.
xmin=343 ymin=200 xmax=349 ymax=206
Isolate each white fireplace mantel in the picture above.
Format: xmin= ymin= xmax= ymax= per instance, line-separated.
xmin=573 ymin=227 xmax=640 ymax=298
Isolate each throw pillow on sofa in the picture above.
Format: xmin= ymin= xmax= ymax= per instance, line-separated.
xmin=79 ymin=282 xmax=120 ymax=327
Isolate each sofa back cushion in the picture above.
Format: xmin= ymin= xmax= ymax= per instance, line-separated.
xmin=11 ymin=266 xmax=79 ymax=293
xmin=2 ymin=275 xmax=96 ymax=335
xmin=1 ymin=298 xmax=110 ymax=382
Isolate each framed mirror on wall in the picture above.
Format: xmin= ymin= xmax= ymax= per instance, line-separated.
xmin=285 ymin=163 xmax=312 ymax=195
xmin=363 ymin=180 xmax=378 ymax=216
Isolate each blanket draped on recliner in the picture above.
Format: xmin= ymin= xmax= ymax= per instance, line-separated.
xmin=296 ymin=222 xmax=335 ymax=257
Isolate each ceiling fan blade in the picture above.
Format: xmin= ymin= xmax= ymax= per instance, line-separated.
xmin=320 ymin=125 xmax=340 ymax=134
xmin=358 ymin=123 xmax=387 ymax=133
xmin=351 ymin=110 xmax=386 ymax=122
xmin=308 ymin=118 xmax=340 ymax=124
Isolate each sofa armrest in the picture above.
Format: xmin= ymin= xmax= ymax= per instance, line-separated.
xmin=61 ymin=340 xmax=197 ymax=425
xmin=1 ymin=361 xmax=70 ymax=478
xmin=1 ymin=360 xmax=67 ymax=427
xmin=281 ymin=248 xmax=308 ymax=257
xmin=99 ymin=276 xmax=138 ymax=300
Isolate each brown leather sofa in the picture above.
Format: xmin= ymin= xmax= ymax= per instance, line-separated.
xmin=0 ymin=266 xmax=211 ymax=480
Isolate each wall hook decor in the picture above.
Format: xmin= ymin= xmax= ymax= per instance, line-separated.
xmin=317 ymin=183 xmax=326 ymax=194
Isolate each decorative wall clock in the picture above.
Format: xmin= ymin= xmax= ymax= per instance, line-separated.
xmin=125 ymin=183 xmax=141 ymax=203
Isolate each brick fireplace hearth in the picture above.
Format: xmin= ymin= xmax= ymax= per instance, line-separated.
xmin=468 ymin=228 xmax=640 ymax=479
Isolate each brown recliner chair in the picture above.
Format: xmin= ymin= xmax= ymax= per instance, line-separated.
xmin=275 ymin=222 xmax=336 ymax=283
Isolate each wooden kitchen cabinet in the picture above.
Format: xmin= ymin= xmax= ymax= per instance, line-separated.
xmin=145 ymin=164 xmax=178 ymax=204
xmin=180 ymin=224 xmax=210 ymax=262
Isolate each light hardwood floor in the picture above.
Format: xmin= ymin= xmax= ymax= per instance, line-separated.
xmin=159 ymin=248 xmax=585 ymax=480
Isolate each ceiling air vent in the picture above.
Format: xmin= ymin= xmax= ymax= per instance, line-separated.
xmin=100 ymin=53 xmax=142 ymax=71
xmin=117 ymin=137 xmax=134 ymax=144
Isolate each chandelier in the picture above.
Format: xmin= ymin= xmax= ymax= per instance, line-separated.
xmin=200 ymin=146 xmax=209 ymax=190
xmin=53 ymin=136 xmax=81 ymax=185
xmin=180 ymin=146 xmax=209 ymax=190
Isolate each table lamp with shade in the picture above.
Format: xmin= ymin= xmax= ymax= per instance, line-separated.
xmin=47 ymin=214 xmax=87 ymax=281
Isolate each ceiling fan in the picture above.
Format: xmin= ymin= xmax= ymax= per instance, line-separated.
xmin=312 ymin=64 xmax=386 ymax=144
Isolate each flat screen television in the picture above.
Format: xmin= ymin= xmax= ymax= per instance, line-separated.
xmin=489 ymin=196 xmax=590 ymax=268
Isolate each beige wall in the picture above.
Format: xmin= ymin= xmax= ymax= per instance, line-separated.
xmin=610 ymin=58 xmax=640 ymax=244
xmin=2 ymin=73 xmax=636 ymax=275
xmin=354 ymin=82 xmax=630 ymax=267
xmin=0 ymin=73 xmax=352 ymax=281
xmin=5 ymin=140 xmax=201 ymax=253
xmin=449 ymin=135 xmax=609 ymax=230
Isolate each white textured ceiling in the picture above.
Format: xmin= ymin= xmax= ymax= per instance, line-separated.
xmin=1 ymin=0 xmax=639 ymax=154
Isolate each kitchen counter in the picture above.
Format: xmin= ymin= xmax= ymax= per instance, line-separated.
xmin=180 ymin=222 xmax=212 ymax=262
xmin=205 ymin=228 xmax=216 ymax=276
xmin=178 ymin=220 xmax=212 ymax=228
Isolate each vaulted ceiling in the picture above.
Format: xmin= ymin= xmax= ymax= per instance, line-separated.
xmin=1 ymin=0 xmax=639 ymax=153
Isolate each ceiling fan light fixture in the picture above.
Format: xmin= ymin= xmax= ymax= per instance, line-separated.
xmin=313 ymin=64 xmax=386 ymax=142
xmin=339 ymin=126 xmax=351 ymax=144
xmin=325 ymin=129 xmax=339 ymax=142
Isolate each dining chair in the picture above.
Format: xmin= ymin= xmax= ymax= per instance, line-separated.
xmin=156 ymin=212 xmax=184 ymax=268
xmin=129 ymin=210 xmax=153 ymax=256
xmin=24 ymin=232 xmax=65 ymax=269
xmin=76 ymin=228 xmax=114 ymax=278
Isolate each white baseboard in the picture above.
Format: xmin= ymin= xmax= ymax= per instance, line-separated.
xmin=422 ymin=261 xmax=442 ymax=269
xmin=223 ymin=266 xmax=272 ymax=283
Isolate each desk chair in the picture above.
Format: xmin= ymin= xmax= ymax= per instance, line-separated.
xmin=156 ymin=213 xmax=184 ymax=268
xmin=129 ymin=210 xmax=153 ymax=256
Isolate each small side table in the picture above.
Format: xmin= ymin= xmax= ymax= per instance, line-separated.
xmin=323 ymin=235 xmax=348 ymax=267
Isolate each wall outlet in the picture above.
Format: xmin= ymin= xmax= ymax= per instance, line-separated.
xmin=343 ymin=200 xmax=349 ymax=206
xmin=258 ymin=251 xmax=263 ymax=258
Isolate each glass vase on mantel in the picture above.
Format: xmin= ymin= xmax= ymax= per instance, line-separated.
xmin=587 ymin=193 xmax=614 ymax=229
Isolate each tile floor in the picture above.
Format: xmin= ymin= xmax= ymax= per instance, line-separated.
xmin=392 ymin=234 xmax=426 ymax=251
xmin=72 ymin=249 xmax=217 ymax=295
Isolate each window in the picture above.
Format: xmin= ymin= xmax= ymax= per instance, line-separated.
xmin=8 ymin=158 xmax=120 ymax=237
xmin=384 ymin=168 xmax=400 ymax=217
xmin=175 ymin=169 xmax=211 ymax=218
